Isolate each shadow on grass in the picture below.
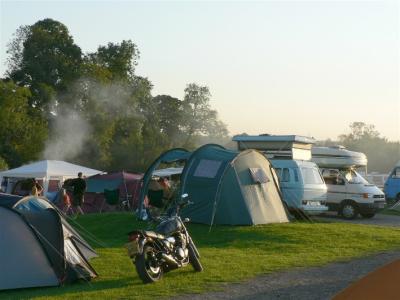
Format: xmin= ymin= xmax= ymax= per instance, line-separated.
xmin=0 ymin=277 xmax=135 ymax=299
xmin=188 ymin=224 xmax=296 ymax=250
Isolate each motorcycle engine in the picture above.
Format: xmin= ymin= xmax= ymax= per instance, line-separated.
xmin=174 ymin=233 xmax=188 ymax=261
xmin=175 ymin=247 xmax=186 ymax=260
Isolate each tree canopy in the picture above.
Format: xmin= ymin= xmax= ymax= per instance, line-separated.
xmin=0 ymin=80 xmax=48 ymax=168
xmin=2 ymin=18 xmax=229 ymax=172
xmin=7 ymin=19 xmax=82 ymax=112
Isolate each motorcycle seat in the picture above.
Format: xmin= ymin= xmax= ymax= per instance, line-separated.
xmin=143 ymin=230 xmax=165 ymax=240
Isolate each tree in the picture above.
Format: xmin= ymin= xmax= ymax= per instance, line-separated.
xmin=181 ymin=83 xmax=228 ymax=147
xmin=0 ymin=80 xmax=48 ymax=168
xmin=35 ymin=38 xmax=145 ymax=170
xmin=338 ymin=122 xmax=380 ymax=143
xmin=337 ymin=122 xmax=400 ymax=173
xmin=3 ymin=19 xmax=231 ymax=172
xmin=152 ymin=95 xmax=184 ymax=147
xmin=7 ymin=18 xmax=83 ymax=112
xmin=86 ymin=40 xmax=139 ymax=81
xmin=0 ymin=157 xmax=8 ymax=171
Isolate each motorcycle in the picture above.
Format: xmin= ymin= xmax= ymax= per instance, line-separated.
xmin=126 ymin=194 xmax=203 ymax=283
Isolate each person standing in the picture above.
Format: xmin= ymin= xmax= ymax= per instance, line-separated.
xmin=71 ymin=172 xmax=86 ymax=216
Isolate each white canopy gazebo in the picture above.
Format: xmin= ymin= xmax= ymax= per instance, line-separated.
xmin=0 ymin=160 xmax=103 ymax=193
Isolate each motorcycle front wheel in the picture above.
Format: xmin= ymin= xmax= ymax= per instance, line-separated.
xmin=135 ymin=243 xmax=163 ymax=283
xmin=188 ymin=243 xmax=203 ymax=272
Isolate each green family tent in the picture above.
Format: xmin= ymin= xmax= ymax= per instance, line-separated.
xmin=138 ymin=144 xmax=289 ymax=225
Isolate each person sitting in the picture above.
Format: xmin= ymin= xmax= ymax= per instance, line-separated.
xmin=30 ymin=179 xmax=43 ymax=196
xmin=30 ymin=185 xmax=39 ymax=197
xmin=148 ymin=180 xmax=164 ymax=206
xmin=59 ymin=188 xmax=72 ymax=214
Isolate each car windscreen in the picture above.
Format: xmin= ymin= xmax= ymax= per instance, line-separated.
xmin=300 ymin=167 xmax=324 ymax=185
xmin=341 ymin=170 xmax=369 ymax=184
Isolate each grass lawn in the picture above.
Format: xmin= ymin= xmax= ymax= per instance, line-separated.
xmin=3 ymin=213 xmax=400 ymax=300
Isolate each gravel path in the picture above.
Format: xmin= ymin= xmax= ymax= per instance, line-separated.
xmin=174 ymin=251 xmax=400 ymax=300
xmin=315 ymin=212 xmax=400 ymax=227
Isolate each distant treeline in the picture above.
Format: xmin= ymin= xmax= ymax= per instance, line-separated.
xmin=0 ymin=19 xmax=228 ymax=172
xmin=317 ymin=122 xmax=400 ymax=173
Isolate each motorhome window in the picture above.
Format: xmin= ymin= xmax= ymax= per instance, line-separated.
xmin=301 ymin=168 xmax=324 ymax=184
xmin=193 ymin=159 xmax=222 ymax=178
xmin=342 ymin=170 xmax=369 ymax=184
xmin=249 ymin=168 xmax=269 ymax=184
xmin=393 ymin=168 xmax=400 ymax=178
xmin=280 ymin=168 xmax=290 ymax=182
xmin=293 ymin=169 xmax=299 ymax=182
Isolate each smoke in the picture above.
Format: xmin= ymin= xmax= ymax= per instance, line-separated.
xmin=43 ymin=109 xmax=91 ymax=161
xmin=42 ymin=78 xmax=141 ymax=162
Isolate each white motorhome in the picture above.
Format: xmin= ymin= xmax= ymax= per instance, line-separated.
xmin=312 ymin=146 xmax=385 ymax=219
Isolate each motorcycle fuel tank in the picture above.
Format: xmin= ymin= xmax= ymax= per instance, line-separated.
xmin=157 ymin=218 xmax=182 ymax=235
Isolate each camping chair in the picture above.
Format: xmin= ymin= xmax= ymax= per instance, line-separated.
xmin=146 ymin=189 xmax=166 ymax=221
xmin=100 ymin=189 xmax=120 ymax=212
xmin=147 ymin=190 xmax=164 ymax=208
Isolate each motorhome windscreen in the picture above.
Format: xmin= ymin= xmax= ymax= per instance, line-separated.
xmin=341 ymin=170 xmax=369 ymax=184
xmin=300 ymin=168 xmax=324 ymax=184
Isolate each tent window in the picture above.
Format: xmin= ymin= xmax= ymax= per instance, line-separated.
xmin=249 ymin=168 xmax=269 ymax=184
xmin=14 ymin=197 xmax=52 ymax=212
xmin=193 ymin=159 xmax=222 ymax=178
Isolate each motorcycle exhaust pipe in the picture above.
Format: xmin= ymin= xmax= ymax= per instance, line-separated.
xmin=161 ymin=253 xmax=179 ymax=267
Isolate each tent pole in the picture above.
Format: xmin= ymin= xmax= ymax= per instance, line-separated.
xmin=43 ymin=177 xmax=50 ymax=194
xmin=209 ymin=162 xmax=235 ymax=231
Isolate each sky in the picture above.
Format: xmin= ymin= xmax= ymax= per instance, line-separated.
xmin=1 ymin=0 xmax=399 ymax=141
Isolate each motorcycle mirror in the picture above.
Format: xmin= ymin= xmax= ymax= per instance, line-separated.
xmin=181 ymin=193 xmax=189 ymax=199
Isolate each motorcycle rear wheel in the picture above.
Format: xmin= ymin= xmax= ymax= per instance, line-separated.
xmin=135 ymin=244 xmax=163 ymax=283
xmin=188 ymin=244 xmax=203 ymax=272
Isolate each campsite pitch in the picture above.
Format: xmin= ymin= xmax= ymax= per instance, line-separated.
xmin=2 ymin=213 xmax=400 ymax=300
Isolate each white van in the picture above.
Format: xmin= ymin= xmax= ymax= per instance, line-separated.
xmin=312 ymin=146 xmax=385 ymax=219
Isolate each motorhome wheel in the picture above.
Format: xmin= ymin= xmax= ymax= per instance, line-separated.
xmin=341 ymin=202 xmax=358 ymax=220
